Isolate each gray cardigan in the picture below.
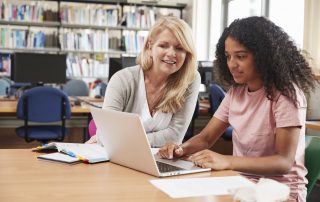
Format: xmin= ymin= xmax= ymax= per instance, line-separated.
xmin=102 ymin=65 xmax=200 ymax=147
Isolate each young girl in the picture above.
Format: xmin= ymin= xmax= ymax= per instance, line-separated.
xmin=159 ymin=16 xmax=317 ymax=202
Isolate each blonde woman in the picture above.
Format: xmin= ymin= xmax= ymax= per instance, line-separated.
xmin=88 ymin=16 xmax=200 ymax=147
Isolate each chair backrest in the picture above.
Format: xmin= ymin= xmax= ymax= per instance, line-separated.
xmin=209 ymin=83 xmax=233 ymax=141
xmin=183 ymin=99 xmax=199 ymax=142
xmin=63 ymin=79 xmax=89 ymax=96
xmin=0 ymin=78 xmax=10 ymax=96
xmin=99 ymin=82 xmax=107 ymax=97
xmin=93 ymin=82 xmax=107 ymax=97
xmin=305 ymin=135 xmax=320 ymax=197
xmin=88 ymin=118 xmax=97 ymax=137
xmin=209 ymin=83 xmax=226 ymax=115
xmin=16 ymin=86 xmax=71 ymax=122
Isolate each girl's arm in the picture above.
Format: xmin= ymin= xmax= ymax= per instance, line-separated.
xmin=227 ymin=126 xmax=300 ymax=175
xmin=158 ymin=117 xmax=229 ymax=159
xmin=181 ymin=117 xmax=230 ymax=155
xmin=189 ymin=126 xmax=300 ymax=175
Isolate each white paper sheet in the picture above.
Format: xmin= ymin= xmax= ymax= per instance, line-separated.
xmin=150 ymin=176 xmax=254 ymax=198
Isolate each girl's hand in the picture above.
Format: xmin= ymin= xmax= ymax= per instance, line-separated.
xmin=188 ymin=149 xmax=231 ymax=170
xmin=85 ymin=135 xmax=97 ymax=144
xmin=158 ymin=143 xmax=184 ymax=159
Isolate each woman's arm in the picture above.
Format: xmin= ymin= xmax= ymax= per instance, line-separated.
xmin=89 ymin=69 xmax=134 ymax=144
xmin=146 ymin=73 xmax=201 ymax=147
xmin=102 ymin=72 xmax=130 ymax=111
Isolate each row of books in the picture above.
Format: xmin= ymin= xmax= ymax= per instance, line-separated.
xmin=0 ymin=0 xmax=58 ymax=22
xmin=122 ymin=30 xmax=148 ymax=53
xmin=0 ymin=26 xmax=58 ymax=48
xmin=122 ymin=6 xmax=181 ymax=28
xmin=60 ymin=2 xmax=119 ymax=27
xmin=0 ymin=26 xmax=146 ymax=52
xmin=122 ymin=6 xmax=155 ymax=28
xmin=59 ymin=28 xmax=108 ymax=52
xmin=0 ymin=53 xmax=11 ymax=76
xmin=66 ymin=54 xmax=109 ymax=78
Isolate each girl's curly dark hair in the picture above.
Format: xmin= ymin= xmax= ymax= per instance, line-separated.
xmin=215 ymin=16 xmax=317 ymax=105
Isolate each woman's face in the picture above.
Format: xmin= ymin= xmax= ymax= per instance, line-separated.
xmin=149 ymin=29 xmax=187 ymax=76
xmin=224 ymin=36 xmax=263 ymax=91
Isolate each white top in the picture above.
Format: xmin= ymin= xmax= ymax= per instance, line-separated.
xmin=131 ymin=68 xmax=173 ymax=133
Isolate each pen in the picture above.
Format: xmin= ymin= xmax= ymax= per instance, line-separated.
xmin=35 ymin=143 xmax=48 ymax=150
xmin=64 ymin=150 xmax=88 ymax=162
xmin=66 ymin=151 xmax=77 ymax=158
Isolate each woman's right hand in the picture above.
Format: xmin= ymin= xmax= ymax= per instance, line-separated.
xmin=85 ymin=135 xmax=97 ymax=144
xmin=158 ymin=143 xmax=184 ymax=159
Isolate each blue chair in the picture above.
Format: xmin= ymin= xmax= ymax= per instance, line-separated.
xmin=209 ymin=83 xmax=233 ymax=140
xmin=93 ymin=82 xmax=107 ymax=97
xmin=0 ymin=78 xmax=10 ymax=96
xmin=98 ymin=82 xmax=107 ymax=97
xmin=305 ymin=135 xmax=320 ymax=198
xmin=16 ymin=86 xmax=71 ymax=143
xmin=183 ymin=100 xmax=199 ymax=142
xmin=63 ymin=79 xmax=89 ymax=96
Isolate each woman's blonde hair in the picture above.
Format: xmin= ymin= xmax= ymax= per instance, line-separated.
xmin=137 ymin=16 xmax=197 ymax=113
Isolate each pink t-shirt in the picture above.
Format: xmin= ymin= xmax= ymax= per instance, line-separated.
xmin=214 ymin=85 xmax=307 ymax=201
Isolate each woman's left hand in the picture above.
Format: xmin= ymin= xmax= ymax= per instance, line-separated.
xmin=188 ymin=149 xmax=232 ymax=170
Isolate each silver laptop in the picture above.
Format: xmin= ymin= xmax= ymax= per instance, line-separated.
xmin=90 ymin=107 xmax=211 ymax=177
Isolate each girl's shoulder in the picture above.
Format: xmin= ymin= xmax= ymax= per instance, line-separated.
xmin=275 ymin=85 xmax=306 ymax=107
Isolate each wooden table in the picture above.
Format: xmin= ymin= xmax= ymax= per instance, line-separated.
xmin=306 ymin=121 xmax=320 ymax=131
xmin=0 ymin=149 xmax=237 ymax=202
xmin=0 ymin=97 xmax=103 ymax=141
xmin=199 ymin=99 xmax=210 ymax=115
xmin=0 ymin=96 xmax=103 ymax=114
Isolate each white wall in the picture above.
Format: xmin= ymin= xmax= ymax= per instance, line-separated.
xmin=303 ymin=0 xmax=320 ymax=73
xmin=191 ymin=0 xmax=210 ymax=61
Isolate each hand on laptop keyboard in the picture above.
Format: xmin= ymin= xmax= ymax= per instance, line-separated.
xmin=158 ymin=143 xmax=184 ymax=159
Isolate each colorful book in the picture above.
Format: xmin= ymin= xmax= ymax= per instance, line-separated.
xmin=33 ymin=142 xmax=109 ymax=164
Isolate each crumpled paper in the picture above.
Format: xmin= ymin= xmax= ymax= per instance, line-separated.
xmin=230 ymin=178 xmax=290 ymax=202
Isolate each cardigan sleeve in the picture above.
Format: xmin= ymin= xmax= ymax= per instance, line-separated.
xmin=146 ymin=72 xmax=201 ymax=147
xmin=96 ymin=66 xmax=137 ymax=145
xmin=102 ymin=66 xmax=137 ymax=111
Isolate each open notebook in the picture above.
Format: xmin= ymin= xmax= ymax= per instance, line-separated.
xmin=33 ymin=142 xmax=108 ymax=164
xmin=91 ymin=108 xmax=210 ymax=177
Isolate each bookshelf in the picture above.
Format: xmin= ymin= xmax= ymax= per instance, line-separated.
xmin=0 ymin=0 xmax=186 ymax=80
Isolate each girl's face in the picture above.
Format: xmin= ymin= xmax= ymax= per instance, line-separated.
xmin=224 ymin=36 xmax=263 ymax=91
xmin=149 ymin=29 xmax=187 ymax=76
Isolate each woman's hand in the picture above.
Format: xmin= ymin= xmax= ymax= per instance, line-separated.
xmin=158 ymin=143 xmax=184 ymax=159
xmin=85 ymin=135 xmax=97 ymax=144
xmin=188 ymin=149 xmax=232 ymax=170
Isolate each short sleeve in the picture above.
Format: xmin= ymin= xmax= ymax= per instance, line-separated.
xmin=214 ymin=87 xmax=233 ymax=124
xmin=274 ymin=88 xmax=307 ymax=128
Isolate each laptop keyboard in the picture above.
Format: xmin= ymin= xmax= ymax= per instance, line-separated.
xmin=156 ymin=161 xmax=185 ymax=173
